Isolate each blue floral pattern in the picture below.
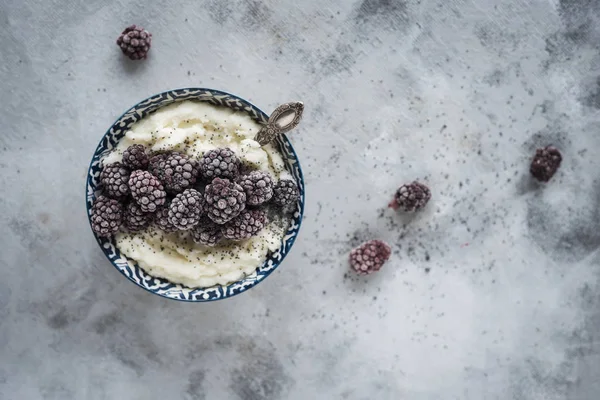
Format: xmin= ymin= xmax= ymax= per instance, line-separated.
xmin=86 ymin=88 xmax=304 ymax=302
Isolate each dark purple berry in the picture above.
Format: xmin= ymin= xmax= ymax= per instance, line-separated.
xmin=128 ymin=170 xmax=166 ymax=213
xmin=154 ymin=203 xmax=178 ymax=233
xmin=191 ymin=217 xmax=223 ymax=246
xmin=116 ymin=25 xmax=152 ymax=60
xmin=222 ymin=209 xmax=268 ymax=241
xmin=161 ymin=152 xmax=199 ymax=193
xmin=272 ymin=179 xmax=299 ymax=207
xmin=349 ymin=240 xmax=391 ymax=275
xmin=100 ymin=163 xmax=131 ymax=199
xmin=204 ymin=178 xmax=246 ymax=224
xmin=148 ymin=152 xmax=171 ymax=180
xmin=199 ymin=148 xmax=241 ymax=180
xmin=390 ymin=181 xmax=431 ymax=212
xmin=238 ymin=171 xmax=274 ymax=206
xmin=122 ymin=144 xmax=149 ymax=170
xmin=168 ymin=189 xmax=204 ymax=230
xmin=530 ymin=146 xmax=562 ymax=182
xmin=123 ymin=201 xmax=152 ymax=232
xmin=90 ymin=195 xmax=123 ymax=237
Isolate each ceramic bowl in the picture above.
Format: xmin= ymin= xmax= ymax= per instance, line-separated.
xmin=86 ymin=88 xmax=304 ymax=301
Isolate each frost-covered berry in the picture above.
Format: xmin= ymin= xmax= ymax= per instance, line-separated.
xmin=100 ymin=163 xmax=131 ymax=199
xmin=128 ymin=170 xmax=166 ymax=213
xmin=90 ymin=195 xmax=123 ymax=237
xmin=191 ymin=217 xmax=223 ymax=246
xmin=389 ymin=181 xmax=431 ymax=212
xmin=122 ymin=144 xmax=149 ymax=170
xmin=116 ymin=25 xmax=152 ymax=60
xmin=161 ymin=152 xmax=199 ymax=193
xmin=272 ymin=179 xmax=299 ymax=207
xmin=199 ymin=148 xmax=241 ymax=180
xmin=204 ymin=178 xmax=246 ymax=224
xmin=349 ymin=240 xmax=391 ymax=275
xmin=238 ymin=171 xmax=274 ymax=206
xmin=154 ymin=203 xmax=178 ymax=233
xmin=222 ymin=209 xmax=268 ymax=241
xmin=530 ymin=146 xmax=562 ymax=182
xmin=168 ymin=189 xmax=204 ymax=230
xmin=123 ymin=201 xmax=152 ymax=232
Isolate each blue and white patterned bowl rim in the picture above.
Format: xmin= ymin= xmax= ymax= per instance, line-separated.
xmin=86 ymin=88 xmax=305 ymax=302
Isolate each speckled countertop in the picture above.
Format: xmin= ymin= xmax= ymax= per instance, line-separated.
xmin=1 ymin=0 xmax=600 ymax=399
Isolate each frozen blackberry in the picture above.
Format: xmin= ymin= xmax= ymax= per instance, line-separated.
xmin=530 ymin=146 xmax=562 ymax=182
xmin=222 ymin=209 xmax=268 ymax=241
xmin=148 ymin=152 xmax=169 ymax=180
xmin=123 ymin=201 xmax=152 ymax=232
xmin=161 ymin=152 xmax=199 ymax=193
xmin=122 ymin=144 xmax=149 ymax=170
xmin=168 ymin=189 xmax=204 ymax=230
xmin=191 ymin=217 xmax=223 ymax=246
xmin=154 ymin=203 xmax=178 ymax=233
xmin=238 ymin=171 xmax=274 ymax=206
xmin=390 ymin=181 xmax=431 ymax=212
xmin=128 ymin=170 xmax=166 ymax=213
xmin=349 ymin=240 xmax=391 ymax=275
xmin=199 ymin=148 xmax=241 ymax=180
xmin=90 ymin=195 xmax=123 ymax=237
xmin=116 ymin=25 xmax=152 ymax=60
xmin=204 ymin=178 xmax=246 ymax=224
xmin=100 ymin=162 xmax=131 ymax=199
xmin=272 ymin=179 xmax=299 ymax=207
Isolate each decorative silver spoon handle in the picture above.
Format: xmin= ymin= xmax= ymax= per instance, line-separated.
xmin=255 ymin=102 xmax=304 ymax=146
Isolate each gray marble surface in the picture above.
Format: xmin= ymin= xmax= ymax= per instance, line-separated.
xmin=1 ymin=0 xmax=600 ymax=398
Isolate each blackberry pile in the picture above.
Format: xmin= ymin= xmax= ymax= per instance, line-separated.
xmin=91 ymin=145 xmax=299 ymax=245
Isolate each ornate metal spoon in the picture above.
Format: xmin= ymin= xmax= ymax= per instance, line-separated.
xmin=255 ymin=102 xmax=304 ymax=146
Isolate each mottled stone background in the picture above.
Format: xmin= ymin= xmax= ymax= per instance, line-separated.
xmin=1 ymin=0 xmax=600 ymax=399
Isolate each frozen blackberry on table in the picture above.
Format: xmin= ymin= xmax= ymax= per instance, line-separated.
xmin=128 ymin=170 xmax=166 ymax=213
xmin=90 ymin=195 xmax=123 ymax=237
xmin=349 ymin=240 xmax=391 ymax=275
xmin=199 ymin=148 xmax=241 ymax=180
xmin=116 ymin=25 xmax=152 ymax=60
xmin=154 ymin=203 xmax=178 ymax=233
xmin=100 ymin=162 xmax=131 ymax=199
xmin=389 ymin=181 xmax=431 ymax=212
xmin=168 ymin=189 xmax=204 ymax=230
xmin=222 ymin=209 xmax=268 ymax=241
xmin=238 ymin=171 xmax=274 ymax=206
xmin=122 ymin=144 xmax=149 ymax=170
xmin=272 ymin=179 xmax=299 ymax=207
xmin=123 ymin=201 xmax=152 ymax=232
xmin=204 ymin=178 xmax=246 ymax=224
xmin=161 ymin=152 xmax=199 ymax=193
xmin=191 ymin=217 xmax=223 ymax=246
xmin=530 ymin=146 xmax=562 ymax=182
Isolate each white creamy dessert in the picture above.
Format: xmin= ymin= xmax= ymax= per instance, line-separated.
xmin=103 ymin=100 xmax=293 ymax=288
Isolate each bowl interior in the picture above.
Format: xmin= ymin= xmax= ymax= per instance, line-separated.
xmin=86 ymin=88 xmax=304 ymax=301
